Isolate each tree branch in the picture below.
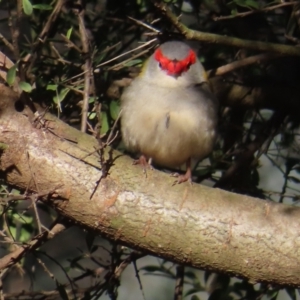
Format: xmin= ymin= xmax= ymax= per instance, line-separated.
xmin=0 ymin=85 xmax=300 ymax=287
xmin=0 ymin=223 xmax=65 ymax=271
xmin=153 ymin=1 xmax=300 ymax=57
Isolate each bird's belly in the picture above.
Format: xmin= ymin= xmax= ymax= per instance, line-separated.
xmin=122 ymin=106 xmax=216 ymax=167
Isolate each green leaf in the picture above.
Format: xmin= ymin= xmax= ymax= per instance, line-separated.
xmin=23 ymin=0 xmax=33 ymax=15
xmin=66 ymin=27 xmax=73 ymax=39
xmin=89 ymin=112 xmax=97 ymax=120
xmin=53 ymin=88 xmax=70 ymax=104
xmin=9 ymin=226 xmax=16 ymax=240
xmin=10 ymin=189 xmax=21 ymax=195
xmin=265 ymin=290 xmax=279 ymax=300
xmin=124 ymin=59 xmax=143 ymax=67
xmin=109 ymin=100 xmax=120 ymax=120
xmin=88 ymin=96 xmax=95 ymax=104
xmin=19 ymin=227 xmax=32 ymax=243
xmin=231 ymin=8 xmax=238 ymax=15
xmin=233 ymin=0 xmax=259 ymax=9
xmin=32 ymin=4 xmax=52 ymax=10
xmin=6 ymin=65 xmax=17 ymax=86
xmin=46 ymin=84 xmax=58 ymax=91
xmin=7 ymin=211 xmax=34 ymax=242
xmin=19 ymin=81 xmax=32 ymax=92
xmin=244 ymin=0 xmax=260 ymax=9
xmin=12 ymin=212 xmax=33 ymax=224
xmin=100 ymin=112 xmax=109 ymax=134
xmin=286 ymin=287 xmax=297 ymax=300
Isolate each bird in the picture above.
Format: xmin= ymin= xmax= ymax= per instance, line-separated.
xmin=120 ymin=41 xmax=218 ymax=184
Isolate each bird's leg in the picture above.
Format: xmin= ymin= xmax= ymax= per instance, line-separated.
xmin=172 ymin=158 xmax=192 ymax=185
xmin=133 ymin=154 xmax=153 ymax=176
xmin=148 ymin=157 xmax=154 ymax=170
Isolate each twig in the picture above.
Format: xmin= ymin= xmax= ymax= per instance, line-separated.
xmin=97 ymin=38 xmax=157 ymax=68
xmin=25 ymin=152 xmax=43 ymax=235
xmin=60 ymin=34 xmax=83 ymax=53
xmin=215 ymin=112 xmax=285 ymax=189
xmin=0 ymin=222 xmax=66 ymax=271
xmin=6 ymin=0 xmax=21 ymax=60
xmin=133 ymin=259 xmax=146 ymax=300
xmin=31 ymin=195 xmax=42 ymax=234
xmin=26 ymin=151 xmax=40 ymax=193
xmin=76 ymin=2 xmax=92 ymax=133
xmin=0 ymin=33 xmax=14 ymax=53
xmin=153 ymin=1 xmax=300 ymax=56
xmin=128 ymin=16 xmax=161 ymax=33
xmin=106 ymin=109 xmax=122 ymax=146
xmin=108 ymin=48 xmax=152 ymax=71
xmin=214 ymin=1 xmax=299 ymax=21
xmin=25 ymin=0 xmax=66 ymax=78
xmin=114 ymin=250 xmax=145 ymax=278
xmin=174 ymin=265 xmax=184 ymax=300
xmin=0 ymin=276 xmax=3 ymax=300
xmin=90 ymin=109 xmax=122 ymax=200
xmin=99 ymin=42 xmax=122 ymax=55
xmin=35 ymin=256 xmax=55 ymax=281
xmin=3 ymin=286 xmax=102 ymax=300
xmin=207 ymin=52 xmax=281 ymax=78
xmin=37 ymin=250 xmax=77 ymax=299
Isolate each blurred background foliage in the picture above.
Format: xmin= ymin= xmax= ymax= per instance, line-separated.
xmin=1 ymin=0 xmax=300 ymax=299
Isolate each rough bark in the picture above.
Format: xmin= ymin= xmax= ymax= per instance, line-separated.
xmin=0 ymin=85 xmax=300 ymax=287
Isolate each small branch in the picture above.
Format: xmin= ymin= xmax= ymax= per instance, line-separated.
xmin=75 ymin=2 xmax=92 ymax=133
xmin=60 ymin=34 xmax=83 ymax=53
xmin=25 ymin=0 xmax=66 ymax=78
xmin=0 ymin=223 xmax=65 ymax=271
xmin=7 ymin=1 xmax=20 ymax=60
xmin=0 ymin=33 xmax=14 ymax=53
xmin=107 ymin=48 xmax=152 ymax=71
xmin=215 ymin=112 xmax=285 ymax=189
xmin=174 ymin=265 xmax=184 ymax=300
xmin=31 ymin=195 xmax=42 ymax=234
xmin=97 ymin=38 xmax=157 ymax=68
xmin=207 ymin=52 xmax=281 ymax=78
xmin=153 ymin=1 xmax=300 ymax=56
xmin=114 ymin=250 xmax=145 ymax=278
xmin=127 ymin=16 xmax=161 ymax=33
xmin=213 ymin=1 xmax=299 ymax=21
xmin=31 ymin=0 xmax=66 ymax=51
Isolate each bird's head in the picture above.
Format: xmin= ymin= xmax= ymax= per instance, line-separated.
xmin=141 ymin=41 xmax=207 ymax=87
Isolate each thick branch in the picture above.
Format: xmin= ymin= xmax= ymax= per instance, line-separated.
xmin=153 ymin=1 xmax=300 ymax=56
xmin=0 ymin=85 xmax=300 ymax=287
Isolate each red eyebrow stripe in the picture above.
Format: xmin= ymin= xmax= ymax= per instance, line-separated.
xmin=154 ymin=48 xmax=196 ymax=75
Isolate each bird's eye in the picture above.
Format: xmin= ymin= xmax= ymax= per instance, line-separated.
xmin=186 ymin=63 xmax=191 ymax=70
xmin=158 ymin=62 xmax=162 ymax=68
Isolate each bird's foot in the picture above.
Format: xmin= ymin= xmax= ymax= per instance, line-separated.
xmin=171 ymin=167 xmax=192 ymax=185
xmin=132 ymin=155 xmax=153 ymax=177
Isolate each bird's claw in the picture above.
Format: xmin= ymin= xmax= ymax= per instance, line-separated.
xmin=132 ymin=155 xmax=153 ymax=177
xmin=171 ymin=172 xmax=192 ymax=185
